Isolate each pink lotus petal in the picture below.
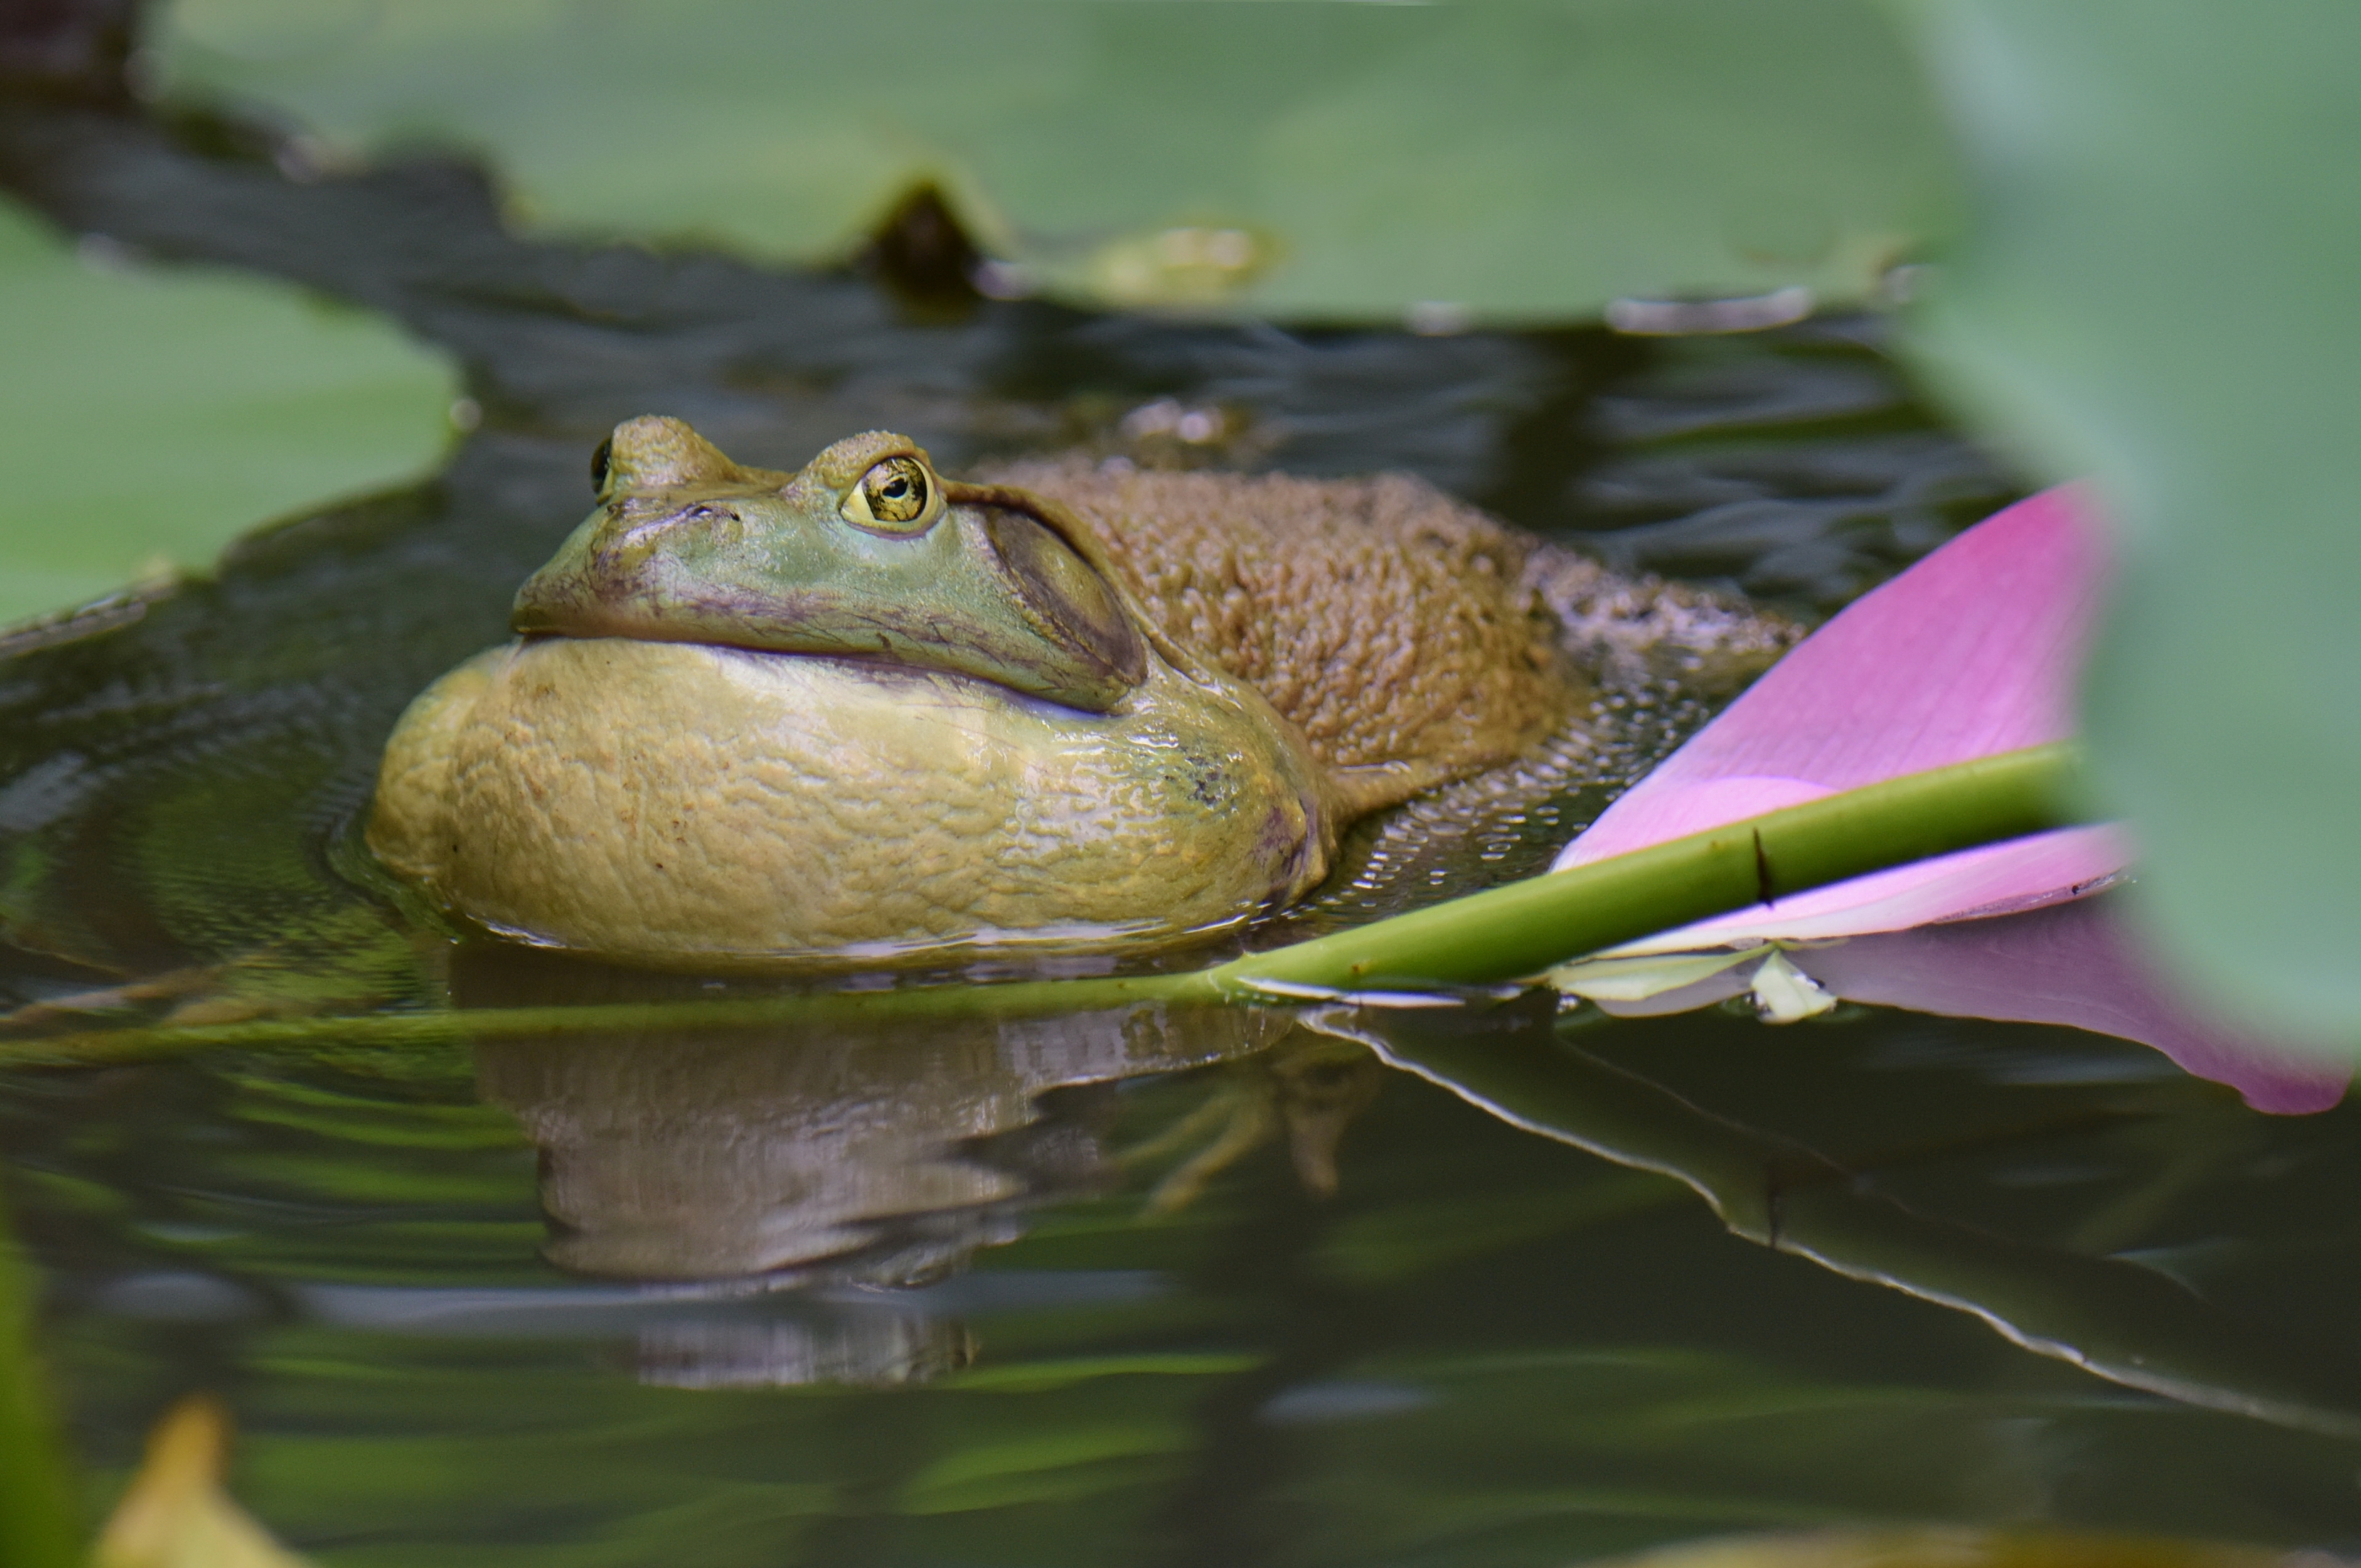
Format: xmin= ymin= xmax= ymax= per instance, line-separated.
xmin=1802 ymin=900 xmax=2348 ymax=1115
xmin=1605 ymin=825 xmax=2132 ymax=955
xmin=1589 ymin=900 xmax=2347 ymax=1115
xmin=1546 ymin=485 xmax=2342 ymax=1112
xmin=1554 ymin=485 xmax=2122 ymax=935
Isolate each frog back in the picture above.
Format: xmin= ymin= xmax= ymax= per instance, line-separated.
xmin=978 ymin=460 xmax=1581 ymax=784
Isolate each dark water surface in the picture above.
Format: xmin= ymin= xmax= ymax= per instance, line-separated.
xmin=7 ymin=78 xmax=2361 ymax=1568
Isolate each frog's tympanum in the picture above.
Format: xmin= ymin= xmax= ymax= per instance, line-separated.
xmin=369 ymin=417 xmax=1758 ymax=967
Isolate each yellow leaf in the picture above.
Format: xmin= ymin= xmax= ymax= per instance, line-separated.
xmin=91 ymin=1397 xmax=310 ymax=1568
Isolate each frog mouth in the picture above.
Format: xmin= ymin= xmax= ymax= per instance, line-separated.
xmin=509 ymin=515 xmax=1151 ymax=715
xmin=514 ymin=589 xmax=1137 ymax=710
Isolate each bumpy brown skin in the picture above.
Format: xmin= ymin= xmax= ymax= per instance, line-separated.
xmin=983 ymin=460 xmax=1573 ymax=786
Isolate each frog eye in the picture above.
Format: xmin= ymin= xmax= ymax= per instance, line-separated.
xmin=839 ymin=456 xmax=942 ymax=533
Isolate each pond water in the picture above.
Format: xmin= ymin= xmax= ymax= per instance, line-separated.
xmin=7 ymin=70 xmax=2361 ymax=1568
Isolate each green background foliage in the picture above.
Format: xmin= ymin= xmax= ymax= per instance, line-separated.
xmin=1886 ymin=1 xmax=2361 ymax=1042
xmin=0 ymin=1197 xmax=78 ymax=1568
xmin=0 ymin=200 xmax=456 ymax=625
xmin=152 ymin=0 xmax=1957 ymax=319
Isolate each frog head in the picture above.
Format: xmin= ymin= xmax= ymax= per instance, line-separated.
xmin=512 ymin=417 xmax=1151 ymax=711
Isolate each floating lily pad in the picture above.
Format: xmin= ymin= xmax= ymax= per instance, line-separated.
xmin=0 ymin=198 xmax=456 ymax=626
xmin=1890 ymin=3 xmax=2361 ymax=1043
xmin=152 ymin=0 xmax=1960 ymax=322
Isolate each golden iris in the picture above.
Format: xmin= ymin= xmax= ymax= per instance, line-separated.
xmin=841 ymin=456 xmax=937 ymax=531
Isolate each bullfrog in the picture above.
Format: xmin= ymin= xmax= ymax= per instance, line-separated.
xmin=368 ymin=417 xmax=1782 ymax=968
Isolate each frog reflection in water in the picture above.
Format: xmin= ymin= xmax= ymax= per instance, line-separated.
xmin=370 ymin=417 xmax=1784 ymax=965
xmin=465 ymin=951 xmax=1376 ymax=1386
xmin=475 ymin=998 xmax=1341 ymax=1281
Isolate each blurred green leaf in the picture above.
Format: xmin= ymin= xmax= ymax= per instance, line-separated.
xmin=0 ymin=1199 xmax=79 ymax=1568
xmin=154 ymin=0 xmax=1958 ymax=321
xmin=1887 ymin=4 xmax=2361 ymax=1043
xmin=0 ymin=199 xmax=456 ymax=625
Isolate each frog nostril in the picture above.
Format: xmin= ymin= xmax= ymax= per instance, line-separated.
xmin=590 ymin=436 xmax=614 ymax=493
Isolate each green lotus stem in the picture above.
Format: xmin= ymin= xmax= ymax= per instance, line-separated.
xmin=0 ymin=1200 xmax=81 ymax=1568
xmin=1374 ymin=1013 xmax=2361 ymax=1436
xmin=1212 ymin=741 xmax=2085 ymax=995
xmin=1 ymin=743 xmax=2085 ymax=1063
xmin=0 ymin=977 xmax=1211 ymax=1066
